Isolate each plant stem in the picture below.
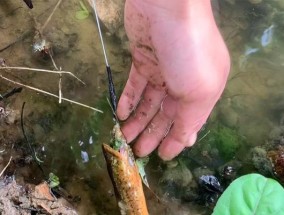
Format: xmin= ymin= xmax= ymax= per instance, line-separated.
xmin=0 ymin=66 xmax=85 ymax=85
xmin=0 ymin=75 xmax=103 ymax=113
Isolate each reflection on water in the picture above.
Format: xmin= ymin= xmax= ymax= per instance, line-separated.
xmin=1 ymin=0 xmax=284 ymax=214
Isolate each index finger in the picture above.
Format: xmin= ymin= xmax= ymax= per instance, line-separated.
xmin=117 ymin=63 xmax=147 ymax=120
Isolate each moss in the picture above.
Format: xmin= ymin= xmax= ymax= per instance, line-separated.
xmin=214 ymin=125 xmax=242 ymax=160
xmin=251 ymin=146 xmax=272 ymax=176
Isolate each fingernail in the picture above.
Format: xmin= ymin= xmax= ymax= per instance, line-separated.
xmin=116 ymin=109 xmax=127 ymax=121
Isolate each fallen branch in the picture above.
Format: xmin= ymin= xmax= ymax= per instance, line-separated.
xmin=48 ymin=52 xmax=62 ymax=103
xmin=0 ymin=156 xmax=12 ymax=177
xmin=58 ymin=75 xmax=62 ymax=103
xmin=0 ymin=75 xmax=103 ymax=113
xmin=0 ymin=66 xmax=85 ymax=85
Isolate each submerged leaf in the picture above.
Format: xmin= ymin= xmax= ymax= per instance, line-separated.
xmin=136 ymin=157 xmax=150 ymax=188
xmin=76 ymin=11 xmax=89 ymax=20
xmin=213 ymin=173 xmax=284 ymax=215
xmin=75 ymin=1 xmax=89 ymax=20
xmin=48 ymin=173 xmax=60 ymax=188
xmin=79 ymin=0 xmax=88 ymax=12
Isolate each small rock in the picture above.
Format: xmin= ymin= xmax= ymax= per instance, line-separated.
xmin=5 ymin=109 xmax=19 ymax=124
xmin=160 ymin=161 xmax=193 ymax=187
xmin=199 ymin=175 xmax=223 ymax=193
xmin=218 ymin=161 xmax=241 ymax=180
xmin=89 ymin=0 xmax=127 ymax=45
xmin=251 ymin=146 xmax=272 ymax=175
xmin=267 ymin=147 xmax=284 ymax=181
xmin=0 ymin=58 xmax=6 ymax=67
xmin=193 ymin=167 xmax=214 ymax=181
xmin=94 ymin=0 xmax=125 ymax=34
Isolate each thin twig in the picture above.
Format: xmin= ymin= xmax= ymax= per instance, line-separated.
xmin=0 ymin=75 xmax=103 ymax=113
xmin=0 ymin=156 xmax=12 ymax=177
xmin=0 ymin=66 xmax=85 ymax=85
xmin=59 ymin=76 xmax=62 ymax=104
xmin=49 ymin=52 xmax=62 ymax=103
xmin=49 ymin=53 xmax=59 ymax=71
xmin=40 ymin=0 xmax=63 ymax=34
xmin=197 ymin=130 xmax=211 ymax=143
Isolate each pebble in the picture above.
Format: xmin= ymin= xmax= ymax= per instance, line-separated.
xmin=5 ymin=109 xmax=19 ymax=124
xmin=193 ymin=167 xmax=214 ymax=181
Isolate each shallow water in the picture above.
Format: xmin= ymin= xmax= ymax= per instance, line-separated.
xmin=1 ymin=0 xmax=284 ymax=214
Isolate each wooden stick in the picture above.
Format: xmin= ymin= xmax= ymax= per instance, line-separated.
xmin=0 ymin=156 xmax=12 ymax=177
xmin=0 ymin=66 xmax=85 ymax=85
xmin=0 ymin=75 xmax=103 ymax=113
xmin=48 ymin=52 xmax=62 ymax=103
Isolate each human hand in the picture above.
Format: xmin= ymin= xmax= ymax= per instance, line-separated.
xmin=117 ymin=0 xmax=230 ymax=160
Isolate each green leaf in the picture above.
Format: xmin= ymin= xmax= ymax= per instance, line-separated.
xmin=75 ymin=1 xmax=89 ymax=20
xmin=136 ymin=157 xmax=149 ymax=188
xmin=48 ymin=172 xmax=60 ymax=188
xmin=79 ymin=0 xmax=88 ymax=12
xmin=76 ymin=11 xmax=89 ymax=20
xmin=213 ymin=173 xmax=284 ymax=215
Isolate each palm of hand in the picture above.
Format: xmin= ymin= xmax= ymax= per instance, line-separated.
xmin=117 ymin=0 xmax=230 ymax=160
